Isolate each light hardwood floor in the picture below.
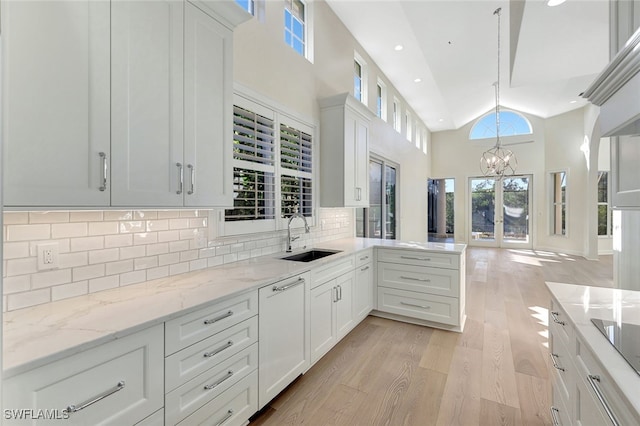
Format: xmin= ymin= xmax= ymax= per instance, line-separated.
xmin=250 ymin=247 xmax=613 ymax=426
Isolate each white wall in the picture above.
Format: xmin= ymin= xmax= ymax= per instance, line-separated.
xmin=233 ymin=0 xmax=431 ymax=241
xmin=431 ymin=107 xmax=599 ymax=255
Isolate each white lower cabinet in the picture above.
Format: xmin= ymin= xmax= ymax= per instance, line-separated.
xmin=136 ymin=409 xmax=165 ymax=426
xmin=3 ymin=325 xmax=164 ymax=426
xmin=309 ymin=270 xmax=356 ymax=364
xmin=258 ymin=272 xmax=311 ymax=408
xmin=354 ymin=250 xmax=373 ymax=322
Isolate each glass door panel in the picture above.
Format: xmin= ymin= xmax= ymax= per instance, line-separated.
xmin=502 ymin=177 xmax=530 ymax=245
xmin=470 ymin=178 xmax=496 ymax=244
xmin=384 ymin=164 xmax=396 ymax=239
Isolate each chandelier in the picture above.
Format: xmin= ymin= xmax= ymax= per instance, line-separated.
xmin=480 ymin=7 xmax=517 ymax=180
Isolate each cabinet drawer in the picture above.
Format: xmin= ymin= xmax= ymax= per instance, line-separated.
xmin=135 ymin=409 xmax=164 ymax=426
xmin=377 ymin=287 xmax=459 ymax=326
xmin=166 ymin=344 xmax=258 ymax=425
xmin=177 ymin=369 xmax=258 ymax=426
xmin=311 ymin=254 xmax=355 ymax=287
xmin=575 ymin=338 xmax=639 ymax=425
xmin=165 ymin=291 xmax=258 ymax=355
xmin=550 ymin=386 xmax=571 ymax=426
xmin=377 ymin=248 xmax=459 ymax=270
xmin=549 ymin=299 xmax=573 ymax=349
xmin=355 ymin=249 xmax=373 ymax=268
xmin=377 ymin=262 xmax=459 ymax=297
xmin=549 ymin=328 xmax=572 ymax=407
xmin=165 ymin=316 xmax=258 ymax=391
xmin=3 ymin=325 xmax=163 ymax=426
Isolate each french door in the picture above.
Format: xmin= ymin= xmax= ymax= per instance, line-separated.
xmin=469 ymin=175 xmax=532 ymax=248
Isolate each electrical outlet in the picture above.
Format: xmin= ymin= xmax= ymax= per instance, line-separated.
xmin=37 ymin=242 xmax=59 ymax=270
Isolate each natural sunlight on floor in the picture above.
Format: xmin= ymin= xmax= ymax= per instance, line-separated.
xmin=530 ymin=306 xmax=550 ymax=349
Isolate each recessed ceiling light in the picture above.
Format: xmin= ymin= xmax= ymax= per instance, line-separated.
xmin=547 ymin=0 xmax=566 ymax=6
xmin=414 ymin=78 xmax=422 ymax=83
xmin=394 ymin=45 xmax=404 ymax=51
xmin=569 ymin=100 xmax=577 ymax=104
xmin=438 ymin=118 xmax=445 ymax=122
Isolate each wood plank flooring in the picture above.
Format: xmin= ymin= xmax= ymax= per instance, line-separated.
xmin=250 ymin=247 xmax=613 ymax=426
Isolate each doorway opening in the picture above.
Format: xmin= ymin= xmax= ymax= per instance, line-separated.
xmin=427 ymin=178 xmax=455 ymax=243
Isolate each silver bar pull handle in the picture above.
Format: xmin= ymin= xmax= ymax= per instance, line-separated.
xmin=176 ymin=163 xmax=184 ymax=194
xmin=337 ymin=285 xmax=342 ymax=301
xmin=400 ymin=275 xmax=431 ymax=282
xmin=65 ymin=381 xmax=125 ymax=414
xmin=333 ymin=287 xmax=338 ymax=303
xmin=550 ymin=311 xmax=566 ymax=326
xmin=99 ymin=152 xmax=108 ymax=191
xmin=204 ymin=340 xmax=233 ymax=358
xmin=187 ymin=164 xmax=195 ymax=195
xmin=361 ymin=266 xmax=370 ymax=272
xmin=360 ymin=255 xmax=369 ymax=261
xmin=549 ymin=353 xmax=565 ymax=372
xmin=204 ymin=310 xmax=233 ymax=325
xmin=204 ymin=371 xmax=234 ymax=391
xmin=550 ymin=407 xmax=561 ymax=426
xmin=587 ymin=375 xmax=620 ymax=426
xmin=214 ymin=409 xmax=234 ymax=426
xmin=400 ymin=255 xmax=431 ymax=261
xmin=400 ymin=301 xmax=431 ymax=310
xmin=273 ymin=278 xmax=305 ymax=292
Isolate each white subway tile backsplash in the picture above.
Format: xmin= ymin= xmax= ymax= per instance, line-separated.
xmin=8 ymin=288 xmax=51 ymax=311
xmin=89 ymin=275 xmax=119 ymax=293
xmin=52 ymin=223 xmax=87 ymax=239
xmin=73 ymin=264 xmax=105 ymax=282
xmin=104 ymin=234 xmax=132 ymax=249
xmin=88 ymin=221 xmax=119 ymax=236
xmin=32 ymin=269 xmax=72 ymax=289
xmin=105 ymin=260 xmax=134 ymax=275
xmin=3 ymin=208 xmax=354 ymax=312
xmin=52 ymin=281 xmax=88 ymax=301
xmin=7 ymin=224 xmax=50 ymax=241
xmin=89 ymin=248 xmax=120 ymax=265
xmin=29 ymin=211 xmax=70 ymax=224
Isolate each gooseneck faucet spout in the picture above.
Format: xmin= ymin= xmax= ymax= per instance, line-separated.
xmin=287 ymin=212 xmax=310 ymax=252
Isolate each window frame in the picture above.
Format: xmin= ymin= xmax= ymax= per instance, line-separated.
xmin=549 ymin=170 xmax=568 ymax=237
xmin=353 ymin=51 xmax=368 ymax=105
xmin=597 ymin=171 xmax=612 ymax=237
xmin=376 ymin=80 xmax=387 ymax=122
xmin=393 ymin=97 xmax=401 ymax=133
xmin=219 ymin=91 xmax=317 ymax=237
xmin=405 ymin=111 xmax=412 ymax=142
xmin=469 ymin=109 xmax=533 ymax=145
xmin=235 ymin=0 xmax=254 ymax=15
xmin=284 ymin=0 xmax=313 ymax=61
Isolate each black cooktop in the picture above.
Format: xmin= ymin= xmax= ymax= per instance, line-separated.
xmin=591 ymin=318 xmax=640 ymax=376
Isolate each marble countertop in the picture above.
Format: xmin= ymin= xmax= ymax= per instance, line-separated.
xmin=3 ymin=237 xmax=466 ymax=377
xmin=546 ymin=282 xmax=640 ymax=418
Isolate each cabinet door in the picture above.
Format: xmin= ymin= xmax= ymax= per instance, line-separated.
xmin=2 ymin=0 xmax=110 ymax=207
xmin=354 ymin=262 xmax=373 ymax=321
xmin=343 ymin=108 xmax=369 ymax=207
xmin=111 ymin=0 xmax=184 ymax=207
xmin=335 ymin=270 xmax=355 ymax=339
xmin=258 ymin=273 xmax=310 ymax=408
xmin=184 ymin=3 xmax=233 ymax=207
xmin=611 ymin=135 xmax=640 ymax=208
xmin=310 ymin=280 xmax=337 ymax=364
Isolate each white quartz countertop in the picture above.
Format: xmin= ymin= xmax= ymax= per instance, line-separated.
xmin=3 ymin=237 xmax=466 ymax=377
xmin=546 ymin=281 xmax=640 ymax=418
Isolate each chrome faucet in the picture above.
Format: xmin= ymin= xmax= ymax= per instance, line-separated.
xmin=286 ymin=212 xmax=310 ymax=252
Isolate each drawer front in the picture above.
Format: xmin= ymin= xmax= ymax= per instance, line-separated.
xmin=549 ymin=299 xmax=573 ymax=349
xmin=166 ymin=344 xmax=258 ymax=425
xmin=377 ymin=248 xmax=459 ymax=270
xmin=3 ymin=325 xmax=163 ymax=426
xmin=135 ymin=409 xmax=164 ymax=426
xmin=311 ymin=255 xmax=355 ymax=288
xmin=377 ymin=262 xmax=459 ymax=297
xmin=550 ymin=385 xmax=571 ymax=426
xmin=165 ymin=290 xmax=258 ymax=355
xmin=574 ymin=373 xmax=611 ymax=426
xmin=165 ymin=316 xmax=258 ymax=391
xmin=549 ymin=329 xmax=572 ymax=408
xmin=177 ymin=369 xmax=258 ymax=426
xmin=377 ymin=287 xmax=459 ymax=326
xmin=355 ymin=249 xmax=373 ymax=268
xmin=575 ymin=338 xmax=639 ymax=426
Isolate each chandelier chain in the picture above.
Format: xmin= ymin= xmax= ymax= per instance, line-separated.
xmin=494 ymin=7 xmax=501 ymax=147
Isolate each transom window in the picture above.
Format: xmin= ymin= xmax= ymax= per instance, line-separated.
xmin=354 ymin=60 xmax=362 ymax=102
xmin=470 ymin=110 xmax=532 ymax=140
xmin=551 ymin=171 xmax=567 ymax=236
xmin=284 ymin=0 xmax=306 ymax=57
xmin=235 ymin=0 xmax=254 ymax=15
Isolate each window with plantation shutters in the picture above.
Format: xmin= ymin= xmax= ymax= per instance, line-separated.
xmin=223 ymin=94 xmax=315 ymax=235
xmin=280 ymin=122 xmax=313 ymax=218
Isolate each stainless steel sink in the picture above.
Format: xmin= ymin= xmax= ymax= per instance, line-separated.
xmin=281 ymin=249 xmax=342 ymax=262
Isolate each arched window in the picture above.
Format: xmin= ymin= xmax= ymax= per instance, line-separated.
xmin=470 ymin=110 xmax=532 ymax=140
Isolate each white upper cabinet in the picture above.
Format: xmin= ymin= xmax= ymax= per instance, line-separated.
xmin=611 ymin=135 xmax=640 ymax=208
xmin=2 ymin=0 xmax=249 ymax=208
xmin=111 ymin=0 xmax=185 ymax=207
xmin=319 ymin=94 xmax=372 ymax=208
xmin=183 ymin=2 xmax=234 ymax=207
xmin=2 ymin=0 xmax=111 ymax=207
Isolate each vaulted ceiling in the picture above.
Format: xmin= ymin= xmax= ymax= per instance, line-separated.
xmin=325 ymin=0 xmax=609 ymax=132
